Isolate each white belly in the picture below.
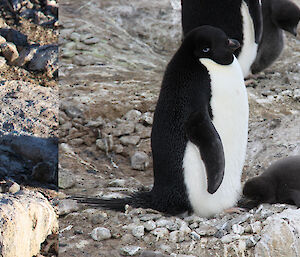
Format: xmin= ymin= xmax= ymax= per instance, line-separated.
xmin=183 ymin=57 xmax=249 ymax=217
xmin=238 ymin=1 xmax=258 ymax=77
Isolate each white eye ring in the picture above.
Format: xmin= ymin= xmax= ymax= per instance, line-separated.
xmin=203 ymin=47 xmax=210 ymax=53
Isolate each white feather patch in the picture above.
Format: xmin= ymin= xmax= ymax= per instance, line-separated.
xmin=238 ymin=1 xmax=258 ymax=77
xmin=183 ymin=57 xmax=248 ymax=217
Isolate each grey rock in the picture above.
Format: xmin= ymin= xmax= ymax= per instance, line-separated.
xmin=96 ymin=136 xmax=114 ymax=152
xmin=0 ymin=35 xmax=6 ymax=44
xmin=221 ymin=234 xmax=241 ymax=243
xmin=58 ymin=199 xmax=79 ymax=216
xmin=91 ymin=227 xmax=111 ymax=241
xmin=120 ymin=246 xmax=142 ymax=256
xmin=132 ymin=225 xmax=145 ymax=238
xmin=135 ymin=124 xmax=151 ymax=138
xmin=0 ymin=28 xmax=28 ymax=47
xmin=254 ymin=209 xmax=300 ymax=257
xmin=108 ymin=179 xmax=126 ymax=187
xmin=140 ymin=112 xmax=153 ymax=125
xmin=83 ymin=37 xmax=100 ymax=45
xmin=120 ymin=135 xmax=140 ymax=146
xmin=58 ymin=169 xmax=76 ymax=189
xmin=169 ymin=230 xmax=185 ymax=243
xmin=28 ymin=44 xmax=58 ymax=77
xmin=86 ymin=116 xmax=105 ymax=127
xmin=8 ymin=181 xmax=20 ymax=194
xmin=113 ymin=121 xmax=135 ymax=136
xmin=63 ymin=105 xmax=83 ymax=118
xmin=232 ymin=224 xmax=245 ymax=235
xmin=190 ymin=231 xmax=201 ymax=241
xmin=144 ymin=220 xmax=156 ymax=231
xmin=151 ymin=227 xmax=169 ymax=238
xmin=123 ymin=110 xmax=142 ymax=121
xmin=131 ymin=151 xmax=149 ymax=170
xmin=139 ymin=213 xmax=162 ymax=222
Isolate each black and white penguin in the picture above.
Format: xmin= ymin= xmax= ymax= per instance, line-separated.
xmin=240 ymin=156 xmax=300 ymax=209
xmin=251 ymin=0 xmax=300 ymax=74
xmin=75 ymin=26 xmax=249 ymax=217
xmin=181 ymin=0 xmax=262 ymax=78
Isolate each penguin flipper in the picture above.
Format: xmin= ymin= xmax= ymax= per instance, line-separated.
xmin=185 ymin=111 xmax=225 ymax=194
xmin=290 ymin=189 xmax=300 ymax=207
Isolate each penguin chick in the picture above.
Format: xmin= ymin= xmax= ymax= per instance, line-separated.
xmin=251 ymin=0 xmax=300 ymax=73
xmin=241 ymin=156 xmax=300 ymax=209
xmin=74 ymin=26 xmax=248 ymax=217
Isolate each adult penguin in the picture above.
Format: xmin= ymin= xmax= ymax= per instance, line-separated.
xmin=181 ymin=0 xmax=262 ymax=78
xmin=74 ymin=26 xmax=249 ymax=217
xmin=251 ymin=0 xmax=300 ymax=73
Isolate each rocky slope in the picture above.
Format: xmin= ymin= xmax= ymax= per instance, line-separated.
xmin=59 ymin=0 xmax=300 ymax=256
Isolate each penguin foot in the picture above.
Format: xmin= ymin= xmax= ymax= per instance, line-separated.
xmin=223 ymin=207 xmax=246 ymax=214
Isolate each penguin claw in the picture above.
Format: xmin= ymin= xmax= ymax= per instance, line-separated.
xmin=223 ymin=207 xmax=246 ymax=214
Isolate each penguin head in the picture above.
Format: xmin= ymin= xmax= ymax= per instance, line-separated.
xmin=184 ymin=25 xmax=240 ymax=65
xmin=271 ymin=0 xmax=300 ymax=36
xmin=243 ymin=176 xmax=275 ymax=203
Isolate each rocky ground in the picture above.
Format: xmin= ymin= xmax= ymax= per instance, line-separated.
xmin=0 ymin=1 xmax=58 ymax=256
xmin=59 ymin=0 xmax=300 ymax=256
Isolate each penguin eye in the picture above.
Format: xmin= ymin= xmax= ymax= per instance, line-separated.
xmin=202 ymin=47 xmax=210 ymax=53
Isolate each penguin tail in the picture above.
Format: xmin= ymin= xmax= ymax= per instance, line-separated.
xmin=71 ymin=191 xmax=153 ymax=212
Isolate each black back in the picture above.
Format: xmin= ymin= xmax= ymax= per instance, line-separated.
xmin=181 ymin=0 xmax=262 ymax=57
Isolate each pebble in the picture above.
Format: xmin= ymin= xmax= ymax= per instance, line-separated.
xmin=8 ymin=181 xmax=21 ymax=194
xmin=0 ymin=42 xmax=19 ymax=64
xmin=140 ymin=250 xmax=167 ymax=257
xmin=113 ymin=122 xmax=135 ymax=136
xmin=58 ymin=199 xmax=79 ymax=216
xmin=0 ymin=28 xmax=28 ymax=47
xmin=250 ymin=221 xmax=262 ymax=234
xmin=123 ymin=110 xmax=142 ymax=121
xmin=131 ymin=151 xmax=149 ymax=170
xmin=91 ymin=227 xmax=111 ymax=241
xmin=190 ymin=231 xmax=201 ymax=241
xmin=120 ymin=135 xmax=140 ymax=146
xmin=0 ymin=35 xmax=6 ymax=44
xmin=140 ymin=112 xmax=153 ymax=125
xmin=58 ymin=169 xmax=76 ymax=189
xmin=139 ymin=214 xmax=162 ymax=222
xmin=169 ymin=231 xmax=185 ymax=243
xmin=120 ymin=246 xmax=142 ymax=256
xmin=144 ymin=220 xmax=157 ymax=231
xmin=86 ymin=116 xmax=105 ymax=127
xmin=132 ymin=225 xmax=145 ymax=238
xmin=151 ymin=227 xmax=169 ymax=238
xmin=221 ymin=234 xmax=241 ymax=243
xmin=196 ymin=224 xmax=217 ymax=236
xmin=108 ymin=179 xmax=126 ymax=187
xmin=232 ymin=224 xmax=245 ymax=235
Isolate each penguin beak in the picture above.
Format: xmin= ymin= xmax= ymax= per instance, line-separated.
xmin=228 ymin=39 xmax=240 ymax=51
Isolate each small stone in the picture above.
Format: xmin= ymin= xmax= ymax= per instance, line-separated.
xmin=120 ymin=246 xmax=142 ymax=256
xmin=91 ymin=227 xmax=111 ymax=241
xmin=246 ymin=235 xmax=260 ymax=248
xmin=190 ymin=231 xmax=201 ymax=241
xmin=169 ymin=231 xmax=185 ymax=243
xmin=120 ymin=135 xmax=140 ymax=146
xmin=58 ymin=199 xmax=79 ymax=215
xmin=250 ymin=221 xmax=262 ymax=233
xmin=131 ymin=151 xmax=149 ymax=170
xmin=151 ymin=227 xmax=169 ymax=238
xmin=86 ymin=116 xmax=105 ymax=127
xmin=114 ymin=144 xmax=124 ymax=153
xmin=96 ymin=135 xmax=113 ymax=152
xmin=1 ymin=42 xmax=19 ymax=64
xmin=196 ymin=224 xmax=217 ymax=236
xmin=123 ymin=110 xmax=142 ymax=121
xmin=144 ymin=220 xmax=157 ymax=231
xmin=139 ymin=214 xmax=162 ymax=222
xmin=132 ymin=225 xmax=145 ymax=238
xmin=0 ymin=35 xmax=6 ymax=44
xmin=140 ymin=112 xmax=153 ymax=126
xmin=232 ymin=224 xmax=245 ymax=235
xmin=140 ymin=250 xmax=167 ymax=257
xmin=8 ymin=181 xmax=20 ymax=194
xmin=108 ymin=179 xmax=126 ymax=187
xmin=221 ymin=234 xmax=241 ymax=243
xmin=58 ymin=169 xmax=76 ymax=189
xmin=179 ymin=221 xmax=191 ymax=234
xmin=113 ymin=122 xmax=135 ymax=136
xmin=83 ymin=37 xmax=100 ymax=45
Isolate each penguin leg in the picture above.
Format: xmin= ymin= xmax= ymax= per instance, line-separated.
xmin=185 ymin=111 xmax=225 ymax=194
xmin=290 ymin=189 xmax=300 ymax=207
